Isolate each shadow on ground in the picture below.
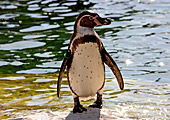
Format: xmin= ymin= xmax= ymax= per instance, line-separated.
xmin=66 ymin=108 xmax=100 ymax=120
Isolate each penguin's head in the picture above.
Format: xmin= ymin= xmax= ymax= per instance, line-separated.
xmin=75 ymin=10 xmax=111 ymax=29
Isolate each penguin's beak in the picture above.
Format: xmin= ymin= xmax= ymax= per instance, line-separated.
xmin=94 ymin=17 xmax=111 ymax=25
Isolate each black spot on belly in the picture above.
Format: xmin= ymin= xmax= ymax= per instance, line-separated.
xmin=78 ymin=53 xmax=82 ymax=55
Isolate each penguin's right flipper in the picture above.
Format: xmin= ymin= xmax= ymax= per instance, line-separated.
xmin=102 ymin=47 xmax=124 ymax=90
xmin=57 ymin=51 xmax=70 ymax=97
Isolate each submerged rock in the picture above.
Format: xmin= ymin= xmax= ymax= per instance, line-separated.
xmin=10 ymin=108 xmax=130 ymax=120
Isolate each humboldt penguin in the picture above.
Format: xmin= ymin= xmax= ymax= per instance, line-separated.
xmin=57 ymin=10 xmax=124 ymax=113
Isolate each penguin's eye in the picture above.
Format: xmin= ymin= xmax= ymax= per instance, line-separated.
xmin=89 ymin=16 xmax=93 ymax=21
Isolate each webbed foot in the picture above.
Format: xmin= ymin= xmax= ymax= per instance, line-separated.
xmin=73 ymin=105 xmax=87 ymax=113
xmin=89 ymin=101 xmax=102 ymax=108
xmin=73 ymin=97 xmax=87 ymax=113
xmin=89 ymin=93 xmax=102 ymax=108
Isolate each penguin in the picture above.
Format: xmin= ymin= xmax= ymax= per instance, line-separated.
xmin=57 ymin=10 xmax=124 ymax=113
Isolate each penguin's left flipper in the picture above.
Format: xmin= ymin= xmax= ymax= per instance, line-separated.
xmin=102 ymin=48 xmax=124 ymax=90
xmin=57 ymin=51 xmax=71 ymax=97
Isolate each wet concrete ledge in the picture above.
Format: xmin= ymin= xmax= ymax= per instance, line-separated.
xmin=9 ymin=108 xmax=130 ymax=120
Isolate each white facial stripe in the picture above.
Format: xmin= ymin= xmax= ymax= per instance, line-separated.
xmin=86 ymin=10 xmax=95 ymax=13
xmin=78 ymin=15 xmax=91 ymax=24
xmin=78 ymin=14 xmax=100 ymax=28
xmin=79 ymin=14 xmax=99 ymax=22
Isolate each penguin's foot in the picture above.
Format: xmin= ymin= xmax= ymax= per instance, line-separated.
xmin=73 ymin=105 xmax=87 ymax=113
xmin=89 ymin=101 xmax=102 ymax=108
xmin=89 ymin=93 xmax=102 ymax=108
xmin=73 ymin=97 xmax=87 ymax=113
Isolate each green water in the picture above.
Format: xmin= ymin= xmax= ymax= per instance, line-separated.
xmin=0 ymin=0 xmax=170 ymax=119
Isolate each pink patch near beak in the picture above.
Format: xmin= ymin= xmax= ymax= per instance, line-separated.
xmin=93 ymin=18 xmax=102 ymax=25
xmin=92 ymin=16 xmax=102 ymax=25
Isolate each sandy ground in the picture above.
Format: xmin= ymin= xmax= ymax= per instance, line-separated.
xmin=9 ymin=108 xmax=130 ymax=120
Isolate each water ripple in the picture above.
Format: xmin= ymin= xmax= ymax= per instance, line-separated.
xmin=20 ymin=23 xmax=59 ymax=32
xmin=0 ymin=41 xmax=45 ymax=50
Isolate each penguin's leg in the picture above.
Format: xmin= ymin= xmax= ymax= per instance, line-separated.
xmin=73 ymin=97 xmax=87 ymax=113
xmin=89 ymin=90 xmax=103 ymax=108
xmin=89 ymin=93 xmax=103 ymax=108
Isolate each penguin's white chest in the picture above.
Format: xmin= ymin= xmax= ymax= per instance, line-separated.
xmin=69 ymin=43 xmax=105 ymax=100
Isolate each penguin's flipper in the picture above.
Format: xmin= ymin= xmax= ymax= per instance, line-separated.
xmin=102 ymin=48 xmax=124 ymax=90
xmin=57 ymin=52 xmax=70 ymax=97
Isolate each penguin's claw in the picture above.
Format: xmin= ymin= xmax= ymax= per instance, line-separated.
xmin=89 ymin=102 xmax=102 ymax=109
xmin=73 ymin=105 xmax=87 ymax=113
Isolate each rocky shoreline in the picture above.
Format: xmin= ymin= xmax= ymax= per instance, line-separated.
xmin=9 ymin=108 xmax=130 ymax=120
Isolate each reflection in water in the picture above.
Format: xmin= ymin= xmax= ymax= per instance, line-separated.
xmin=0 ymin=0 xmax=170 ymax=119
